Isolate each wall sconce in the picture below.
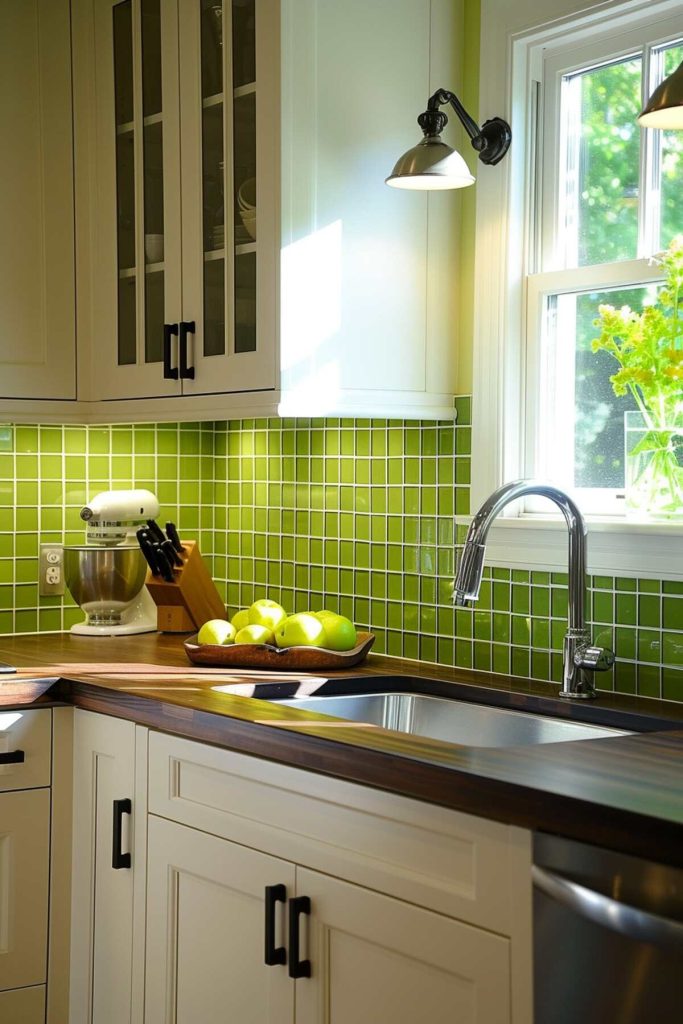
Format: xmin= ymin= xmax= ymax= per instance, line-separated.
xmin=386 ymin=88 xmax=511 ymax=190
xmin=637 ymin=59 xmax=683 ymax=128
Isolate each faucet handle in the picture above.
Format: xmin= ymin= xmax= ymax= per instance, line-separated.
xmin=574 ymin=645 xmax=615 ymax=672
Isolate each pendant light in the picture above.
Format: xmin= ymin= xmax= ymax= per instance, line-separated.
xmin=637 ymin=59 xmax=683 ymax=129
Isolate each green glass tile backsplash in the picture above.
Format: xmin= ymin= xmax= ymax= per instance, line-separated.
xmin=0 ymin=406 xmax=682 ymax=702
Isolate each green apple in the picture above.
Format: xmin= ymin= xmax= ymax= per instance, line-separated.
xmin=274 ymin=612 xmax=326 ymax=648
xmin=235 ymin=624 xmax=275 ymax=645
xmin=313 ymin=609 xmax=336 ymax=620
xmin=319 ymin=614 xmax=357 ymax=652
xmin=248 ymin=599 xmax=287 ymax=631
xmin=230 ymin=608 xmax=250 ymax=631
xmin=197 ymin=619 xmax=236 ymax=646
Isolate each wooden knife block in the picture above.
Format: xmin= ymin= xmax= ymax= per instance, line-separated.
xmin=144 ymin=540 xmax=226 ymax=633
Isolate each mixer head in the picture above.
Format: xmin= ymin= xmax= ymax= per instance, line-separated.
xmin=80 ymin=488 xmax=160 ymax=546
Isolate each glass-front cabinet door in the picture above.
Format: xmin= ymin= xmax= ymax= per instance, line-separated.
xmin=94 ymin=0 xmax=182 ymax=400
xmin=178 ymin=0 xmax=277 ymax=396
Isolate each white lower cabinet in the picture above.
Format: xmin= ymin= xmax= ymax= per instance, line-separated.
xmin=69 ymin=711 xmax=143 ymax=1024
xmin=65 ymin=718 xmax=531 ymax=1023
xmin=144 ymin=732 xmax=532 ymax=1023
xmin=145 ymin=815 xmax=510 ymax=1024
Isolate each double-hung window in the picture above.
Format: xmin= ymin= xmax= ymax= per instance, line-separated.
xmin=471 ymin=0 xmax=683 ymax=577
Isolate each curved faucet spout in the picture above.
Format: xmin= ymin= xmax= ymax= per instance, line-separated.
xmin=454 ymin=480 xmax=612 ymax=699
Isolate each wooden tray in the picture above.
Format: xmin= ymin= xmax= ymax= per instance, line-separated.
xmin=184 ymin=631 xmax=375 ymax=670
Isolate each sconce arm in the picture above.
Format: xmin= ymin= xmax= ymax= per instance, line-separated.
xmin=419 ymin=87 xmax=512 ymax=167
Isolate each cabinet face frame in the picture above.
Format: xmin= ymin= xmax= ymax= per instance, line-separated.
xmin=91 ymin=0 xmax=183 ymax=401
xmin=69 ymin=710 xmax=138 ymax=1024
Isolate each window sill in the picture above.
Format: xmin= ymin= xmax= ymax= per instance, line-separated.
xmin=454 ymin=515 xmax=683 ymax=580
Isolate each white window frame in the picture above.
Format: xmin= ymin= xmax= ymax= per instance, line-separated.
xmin=470 ymin=0 xmax=683 ymax=580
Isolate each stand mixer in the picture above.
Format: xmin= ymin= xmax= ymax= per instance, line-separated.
xmin=64 ymin=489 xmax=160 ymax=636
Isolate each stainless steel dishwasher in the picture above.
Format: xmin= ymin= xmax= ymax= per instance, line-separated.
xmin=533 ymin=832 xmax=683 ymax=1023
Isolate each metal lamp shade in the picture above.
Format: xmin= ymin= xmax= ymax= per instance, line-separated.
xmin=386 ymin=135 xmax=475 ymax=190
xmin=637 ymin=60 xmax=683 ymax=129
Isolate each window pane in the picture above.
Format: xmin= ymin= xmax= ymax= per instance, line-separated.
xmin=573 ymin=286 xmax=652 ymax=489
xmin=659 ymin=43 xmax=683 ymax=250
xmin=540 ymin=284 xmax=661 ymax=498
xmin=562 ymin=58 xmax=641 ymax=267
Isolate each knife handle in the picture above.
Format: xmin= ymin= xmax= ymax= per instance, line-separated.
xmin=163 ymin=323 xmax=179 ymax=380
xmin=165 ymin=522 xmax=184 ymax=554
xmin=160 ymin=538 xmax=183 ymax=568
xmin=136 ymin=529 xmax=161 ymax=577
xmin=146 ymin=519 xmax=166 ymax=545
xmin=152 ymin=543 xmax=175 ymax=583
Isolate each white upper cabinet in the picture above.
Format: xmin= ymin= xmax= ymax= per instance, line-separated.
xmin=23 ymin=0 xmax=460 ymax=421
xmin=82 ymin=0 xmax=278 ymax=406
xmin=279 ymin=0 xmax=459 ymax=419
xmin=0 ymin=0 xmax=75 ymax=402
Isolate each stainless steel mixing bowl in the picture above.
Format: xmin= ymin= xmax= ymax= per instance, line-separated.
xmin=64 ymin=545 xmax=148 ymax=624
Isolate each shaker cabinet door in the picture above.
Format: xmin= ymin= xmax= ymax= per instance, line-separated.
xmin=145 ymin=814 xmax=294 ymax=1024
xmin=177 ymin=0 xmax=278 ymax=397
xmin=0 ymin=0 xmax=75 ymax=400
xmin=91 ymin=0 xmax=183 ymax=400
xmin=0 ymin=789 xmax=50 ymax=992
xmin=295 ymin=867 xmax=512 ymax=1024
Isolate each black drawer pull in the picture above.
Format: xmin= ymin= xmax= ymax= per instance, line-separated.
xmin=288 ymin=896 xmax=311 ymax=978
xmin=112 ymin=798 xmax=132 ymax=869
xmin=163 ymin=323 xmax=179 ymax=379
xmin=0 ymin=749 xmax=25 ymax=764
xmin=179 ymin=320 xmax=196 ymax=379
xmin=264 ymin=884 xmax=287 ymax=966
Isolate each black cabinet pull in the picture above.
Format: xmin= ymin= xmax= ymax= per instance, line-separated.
xmin=0 ymin=749 xmax=24 ymax=764
xmin=163 ymin=323 xmax=179 ymax=379
xmin=288 ymin=896 xmax=311 ymax=978
xmin=264 ymin=884 xmax=287 ymax=966
xmin=179 ymin=320 xmax=196 ymax=379
xmin=112 ymin=798 xmax=132 ymax=869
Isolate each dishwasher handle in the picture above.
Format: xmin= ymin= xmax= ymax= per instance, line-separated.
xmin=532 ymin=865 xmax=683 ymax=949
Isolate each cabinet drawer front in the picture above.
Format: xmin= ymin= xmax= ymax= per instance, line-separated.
xmin=0 ymin=984 xmax=46 ymax=1023
xmin=148 ymin=731 xmax=530 ymax=934
xmin=0 ymin=789 xmax=50 ymax=991
xmin=0 ymin=708 xmax=51 ymax=792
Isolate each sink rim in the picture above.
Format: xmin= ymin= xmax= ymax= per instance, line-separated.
xmin=270 ymin=689 xmax=632 ymax=747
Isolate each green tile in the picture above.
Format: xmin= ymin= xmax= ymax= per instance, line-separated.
xmin=637 ymin=664 xmax=661 ymax=698
xmin=638 ymin=595 xmax=660 ymax=629
xmin=591 ymin=590 xmax=612 ymax=623
xmin=662 ymin=597 xmax=683 ymax=630
xmin=663 ymin=632 xmax=683 ymax=666
xmin=511 ymin=646 xmax=530 ymax=678
xmin=614 ymin=660 xmax=637 ymax=694
xmin=662 ymin=666 xmax=683 ymax=702
xmin=531 ymin=587 xmax=550 ymax=617
xmin=616 ymin=593 xmax=637 ymax=625
xmin=637 ymin=629 xmax=661 ymax=664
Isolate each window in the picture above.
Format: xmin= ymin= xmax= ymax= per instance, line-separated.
xmin=528 ymin=26 xmax=683 ymax=514
xmin=471 ymin=0 xmax=683 ymax=578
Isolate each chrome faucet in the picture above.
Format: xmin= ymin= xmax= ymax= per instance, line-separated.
xmin=454 ymin=480 xmax=614 ymax=699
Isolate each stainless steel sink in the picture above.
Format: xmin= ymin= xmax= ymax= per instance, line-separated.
xmin=273 ymin=692 xmax=631 ymax=747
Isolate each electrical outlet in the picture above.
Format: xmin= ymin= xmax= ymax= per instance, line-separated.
xmin=39 ymin=543 xmax=65 ymax=596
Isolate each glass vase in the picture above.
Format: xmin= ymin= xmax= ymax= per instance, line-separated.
xmin=624 ymin=410 xmax=683 ymax=520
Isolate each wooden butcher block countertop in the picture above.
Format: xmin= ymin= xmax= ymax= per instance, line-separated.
xmin=1 ymin=631 xmax=681 ymax=866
